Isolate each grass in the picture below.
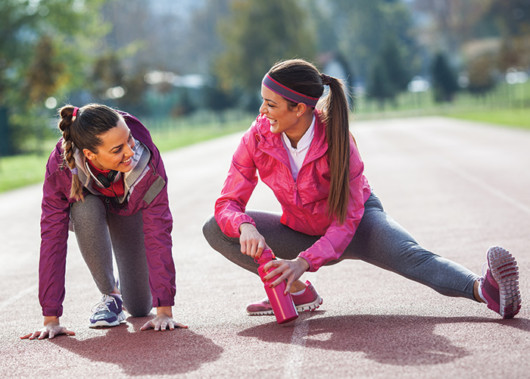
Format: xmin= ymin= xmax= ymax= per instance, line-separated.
xmin=0 ymin=154 xmax=50 ymax=192
xmin=149 ymin=118 xmax=252 ymax=151
xmin=444 ymin=108 xmax=530 ymax=130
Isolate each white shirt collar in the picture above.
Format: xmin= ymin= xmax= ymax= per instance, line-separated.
xmin=281 ymin=115 xmax=315 ymax=152
xmin=281 ymin=115 xmax=315 ymax=181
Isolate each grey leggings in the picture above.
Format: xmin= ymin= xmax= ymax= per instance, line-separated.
xmin=70 ymin=195 xmax=152 ymax=316
xmin=203 ymin=192 xmax=479 ymax=300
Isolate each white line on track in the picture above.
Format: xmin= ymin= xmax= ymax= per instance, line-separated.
xmin=0 ymin=285 xmax=37 ymax=311
xmin=442 ymin=161 xmax=530 ymax=216
xmin=283 ymin=277 xmax=317 ymax=378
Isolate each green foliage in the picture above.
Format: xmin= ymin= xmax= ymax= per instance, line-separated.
xmin=0 ymin=0 xmax=109 ymax=155
xmin=367 ymin=34 xmax=411 ymax=107
xmin=367 ymin=60 xmax=394 ymax=109
xmin=431 ymin=52 xmax=459 ymax=103
xmin=91 ymin=52 xmax=124 ymax=98
xmin=329 ymin=0 xmax=418 ymax=83
xmin=216 ymin=0 xmax=317 ymax=96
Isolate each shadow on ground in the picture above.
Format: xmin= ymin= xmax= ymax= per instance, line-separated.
xmin=238 ymin=313 xmax=530 ymax=366
xmin=51 ymin=317 xmax=223 ymax=376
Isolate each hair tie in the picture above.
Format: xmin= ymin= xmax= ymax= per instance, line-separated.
xmin=321 ymin=74 xmax=332 ymax=86
xmin=72 ymin=107 xmax=79 ymax=122
xmin=70 ymin=167 xmax=78 ymax=175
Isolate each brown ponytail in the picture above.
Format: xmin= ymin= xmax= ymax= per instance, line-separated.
xmin=58 ymin=105 xmax=84 ymax=200
xmin=268 ymin=59 xmax=351 ymax=223
xmin=319 ymin=76 xmax=350 ymax=224
xmin=57 ymin=103 xmax=121 ymax=201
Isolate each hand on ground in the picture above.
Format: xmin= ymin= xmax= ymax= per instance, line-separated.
xmin=140 ymin=315 xmax=188 ymax=331
xmin=21 ymin=324 xmax=75 ymax=340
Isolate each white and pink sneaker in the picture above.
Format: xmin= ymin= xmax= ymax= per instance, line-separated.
xmin=478 ymin=246 xmax=521 ymax=319
xmin=246 ymin=280 xmax=323 ymax=316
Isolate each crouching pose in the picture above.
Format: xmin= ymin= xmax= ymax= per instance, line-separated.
xmin=203 ymin=59 xmax=521 ymax=320
xmin=23 ymin=104 xmax=186 ymax=340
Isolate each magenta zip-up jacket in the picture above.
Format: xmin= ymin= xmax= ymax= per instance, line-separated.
xmin=39 ymin=112 xmax=176 ymax=317
xmin=215 ymin=111 xmax=372 ymax=271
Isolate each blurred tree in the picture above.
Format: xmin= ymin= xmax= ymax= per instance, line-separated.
xmin=0 ymin=0 xmax=108 ymax=155
xmin=380 ymin=34 xmax=411 ymax=94
xmin=431 ymin=52 xmax=459 ymax=103
xmin=467 ymin=54 xmax=497 ymax=95
xmin=410 ymin=0 xmax=494 ymax=52
xmin=487 ymin=0 xmax=530 ymax=38
xmin=215 ymin=0 xmax=317 ymax=100
xmin=328 ymin=0 xmax=418 ymax=86
xmin=488 ymin=0 xmax=530 ymax=73
xmin=101 ymin=0 xmax=208 ymax=75
xmin=91 ymin=52 xmax=124 ymax=99
xmin=204 ymin=74 xmax=238 ymax=120
xmin=171 ymin=89 xmax=196 ymax=117
xmin=305 ymin=0 xmax=339 ymax=53
xmin=183 ymin=0 xmax=232 ymax=75
xmin=25 ymin=35 xmax=65 ymax=104
xmin=367 ymin=59 xmax=393 ymax=110
xmin=411 ymin=0 xmax=530 ymax=76
xmin=118 ymin=67 xmax=149 ymax=115
xmin=366 ymin=33 xmax=410 ymax=108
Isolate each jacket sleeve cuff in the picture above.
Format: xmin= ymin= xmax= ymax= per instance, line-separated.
xmin=152 ymin=296 xmax=175 ymax=308
xmin=42 ymin=306 xmax=63 ymax=318
xmin=234 ymin=215 xmax=256 ymax=236
xmin=297 ymin=252 xmax=316 ymax=272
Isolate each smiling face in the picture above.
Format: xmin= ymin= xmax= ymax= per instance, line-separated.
xmin=260 ymin=85 xmax=310 ymax=145
xmin=83 ymin=118 xmax=135 ymax=173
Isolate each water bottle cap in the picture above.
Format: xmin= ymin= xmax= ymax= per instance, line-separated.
xmin=255 ymin=249 xmax=274 ymax=264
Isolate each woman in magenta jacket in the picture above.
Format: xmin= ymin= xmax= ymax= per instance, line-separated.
xmin=203 ymin=59 xmax=521 ymax=319
xmin=23 ymin=104 xmax=186 ymax=340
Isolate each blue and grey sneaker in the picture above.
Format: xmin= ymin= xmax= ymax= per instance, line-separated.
xmin=89 ymin=294 xmax=126 ymax=328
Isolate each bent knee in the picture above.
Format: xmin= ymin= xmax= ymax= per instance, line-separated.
xmin=125 ymin=303 xmax=152 ymax=317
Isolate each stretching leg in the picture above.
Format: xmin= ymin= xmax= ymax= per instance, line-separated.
xmin=343 ymin=193 xmax=479 ymax=300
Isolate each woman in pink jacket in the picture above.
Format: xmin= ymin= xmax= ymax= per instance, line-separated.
xmin=23 ymin=104 xmax=186 ymax=340
xmin=203 ymin=59 xmax=521 ymax=319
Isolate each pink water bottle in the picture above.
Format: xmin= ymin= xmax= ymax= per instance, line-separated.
xmin=257 ymin=249 xmax=299 ymax=324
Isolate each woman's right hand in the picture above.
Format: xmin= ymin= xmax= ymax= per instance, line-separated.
xmin=21 ymin=316 xmax=75 ymax=340
xmin=239 ymin=223 xmax=267 ymax=259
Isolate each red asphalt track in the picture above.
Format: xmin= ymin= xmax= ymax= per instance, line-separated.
xmin=1 ymin=116 xmax=529 ymax=378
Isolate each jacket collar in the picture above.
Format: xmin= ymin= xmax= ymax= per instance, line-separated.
xmin=72 ymin=138 xmax=151 ymax=202
xmin=255 ymin=110 xmax=328 ymax=167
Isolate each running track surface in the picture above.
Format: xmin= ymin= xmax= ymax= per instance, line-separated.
xmin=1 ymin=116 xmax=529 ymax=378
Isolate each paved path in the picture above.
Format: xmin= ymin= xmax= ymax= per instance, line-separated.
xmin=1 ymin=116 xmax=529 ymax=378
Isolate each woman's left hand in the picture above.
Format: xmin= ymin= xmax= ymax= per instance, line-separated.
xmin=263 ymin=257 xmax=310 ymax=293
xmin=140 ymin=306 xmax=188 ymax=331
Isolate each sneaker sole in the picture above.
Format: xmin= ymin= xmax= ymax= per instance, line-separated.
xmin=89 ymin=311 xmax=126 ymax=328
xmin=248 ymin=296 xmax=323 ymax=316
xmin=488 ymin=246 xmax=521 ymax=319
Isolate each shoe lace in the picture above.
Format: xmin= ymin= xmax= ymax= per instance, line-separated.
xmin=91 ymin=295 xmax=116 ymax=313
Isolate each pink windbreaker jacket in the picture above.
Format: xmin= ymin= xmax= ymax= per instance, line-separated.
xmin=39 ymin=112 xmax=176 ymax=317
xmin=215 ymin=111 xmax=371 ymax=271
